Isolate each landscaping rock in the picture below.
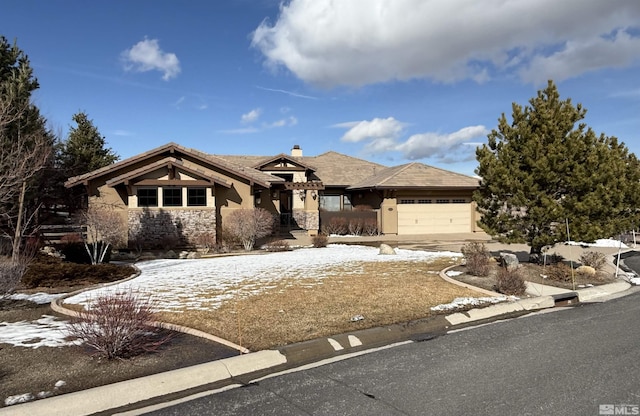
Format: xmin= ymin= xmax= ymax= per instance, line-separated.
xmin=379 ymin=244 xmax=396 ymax=255
xmin=164 ymin=250 xmax=178 ymax=259
xmin=179 ymin=251 xmax=189 ymax=259
xmin=499 ymin=252 xmax=519 ymax=270
xmin=576 ymin=265 xmax=596 ymax=277
xmin=187 ymin=251 xmax=201 ymax=259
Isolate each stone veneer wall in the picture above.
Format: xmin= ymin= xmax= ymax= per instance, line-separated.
xmin=128 ymin=209 xmax=216 ymax=248
xmin=292 ymin=209 xmax=319 ymax=231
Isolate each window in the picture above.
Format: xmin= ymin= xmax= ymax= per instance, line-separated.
xmin=399 ymin=199 xmax=416 ymax=204
xmin=436 ymin=199 xmax=450 ymax=204
xmin=187 ymin=188 xmax=206 ymax=206
xmin=417 ymin=199 xmax=432 ymax=204
xmin=343 ymin=194 xmax=352 ymax=210
xmin=319 ymin=194 xmax=341 ymax=211
xmin=138 ymin=188 xmax=158 ymax=207
xmin=452 ymin=199 xmax=467 ymax=204
xmin=163 ymin=188 xmax=182 ymax=207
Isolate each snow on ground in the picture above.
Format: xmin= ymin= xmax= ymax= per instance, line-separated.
xmin=8 ymin=292 xmax=66 ymax=304
xmin=445 ymin=270 xmax=463 ymax=277
xmin=565 ymin=239 xmax=628 ymax=248
xmin=67 ymin=244 xmax=462 ymax=312
xmin=430 ymin=296 xmax=515 ymax=312
xmin=0 ymin=315 xmax=80 ymax=348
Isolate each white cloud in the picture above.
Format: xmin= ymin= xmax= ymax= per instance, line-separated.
xmin=241 ymin=108 xmax=262 ymax=123
xmin=336 ymin=118 xmax=488 ymax=162
xmin=336 ymin=117 xmax=406 ymax=143
xmin=520 ymin=29 xmax=640 ymax=84
xmin=112 ymin=129 xmax=134 ymax=137
xmin=251 ymin=0 xmax=640 ymax=87
xmin=396 ymin=126 xmax=489 ymax=161
xmin=121 ymin=38 xmax=181 ymax=81
xmin=267 ymin=116 xmax=298 ymax=128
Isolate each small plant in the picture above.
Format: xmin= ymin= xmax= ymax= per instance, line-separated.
xmin=495 ymin=267 xmax=526 ymax=296
xmin=579 ymin=251 xmax=606 ymax=271
xmin=363 ymin=218 xmax=378 ymax=236
xmin=347 ymin=218 xmax=364 ymax=236
xmin=460 ymin=242 xmax=491 ymax=277
xmin=264 ymin=239 xmax=291 ymax=252
xmin=312 ymin=233 xmax=328 ymax=248
xmin=225 ymin=208 xmax=275 ymax=251
xmin=0 ymin=259 xmax=27 ymax=296
xmin=67 ymin=290 xmax=172 ymax=359
xmin=544 ymin=253 xmax=565 ymax=265
xmin=195 ymin=232 xmax=217 ymax=253
xmin=546 ymin=263 xmax=573 ymax=282
xmin=321 ymin=217 xmax=348 ymax=235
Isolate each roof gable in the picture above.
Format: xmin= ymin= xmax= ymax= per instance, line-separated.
xmin=252 ymin=153 xmax=316 ymax=172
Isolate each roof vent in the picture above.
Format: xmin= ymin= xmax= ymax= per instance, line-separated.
xmin=291 ymin=145 xmax=302 ymax=157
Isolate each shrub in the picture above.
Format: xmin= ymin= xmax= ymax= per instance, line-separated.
xmin=226 ymin=208 xmax=275 ymax=251
xmin=579 ymin=251 xmax=606 ymax=271
xmin=321 ymin=217 xmax=348 ymax=235
xmin=363 ymin=218 xmax=378 ymax=236
xmin=67 ymin=291 xmax=172 ymax=359
xmin=195 ymin=232 xmax=217 ymax=253
xmin=347 ymin=218 xmax=364 ymax=236
xmin=264 ymin=239 xmax=291 ymax=252
xmin=0 ymin=259 xmax=27 ymax=296
xmin=312 ymin=233 xmax=328 ymax=248
xmin=23 ymin=256 xmax=135 ymax=288
xmin=61 ymin=241 xmax=112 ymax=264
xmin=495 ymin=267 xmax=526 ymax=296
xmin=545 ymin=263 xmax=573 ymax=282
xmin=543 ymin=253 xmax=565 ymax=265
xmin=460 ymin=242 xmax=491 ymax=277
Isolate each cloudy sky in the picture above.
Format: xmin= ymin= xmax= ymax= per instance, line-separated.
xmin=3 ymin=0 xmax=639 ymax=175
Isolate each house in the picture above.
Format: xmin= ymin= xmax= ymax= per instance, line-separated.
xmin=65 ymin=142 xmax=481 ymax=248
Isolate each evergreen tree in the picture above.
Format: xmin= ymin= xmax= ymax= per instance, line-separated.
xmin=60 ymin=111 xmax=118 ymax=177
xmin=59 ymin=112 xmax=118 ymax=212
xmin=474 ymin=81 xmax=640 ymax=259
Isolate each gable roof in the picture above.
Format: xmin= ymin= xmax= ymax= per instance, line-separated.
xmin=65 ymin=142 xmax=283 ymax=189
xmin=305 ymin=151 xmax=386 ymax=187
xmin=252 ymin=153 xmax=317 ymax=171
xmin=347 ymin=162 xmax=479 ymax=190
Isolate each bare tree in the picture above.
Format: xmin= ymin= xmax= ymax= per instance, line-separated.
xmin=225 ymin=208 xmax=275 ymax=251
xmin=80 ymin=205 xmax=127 ymax=264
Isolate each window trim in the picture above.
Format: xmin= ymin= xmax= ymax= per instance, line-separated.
xmin=137 ymin=187 xmax=158 ymax=207
xmin=187 ymin=187 xmax=207 ymax=207
xmin=163 ymin=187 xmax=183 ymax=207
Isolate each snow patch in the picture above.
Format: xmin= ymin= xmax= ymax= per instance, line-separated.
xmin=565 ymin=239 xmax=628 ymax=248
xmin=8 ymin=292 xmax=66 ymax=304
xmin=430 ymin=296 xmax=513 ymax=312
xmin=0 ymin=315 xmax=80 ymax=348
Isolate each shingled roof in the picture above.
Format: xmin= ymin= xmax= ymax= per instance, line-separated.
xmin=347 ymin=162 xmax=479 ymax=190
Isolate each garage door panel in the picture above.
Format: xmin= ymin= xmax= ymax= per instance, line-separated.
xmin=397 ymin=204 xmax=471 ymax=234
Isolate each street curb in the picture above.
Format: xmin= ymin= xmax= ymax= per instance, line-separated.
xmin=0 ymin=350 xmax=286 ymax=416
xmin=576 ymin=280 xmax=631 ymax=302
xmin=439 ymin=264 xmax=504 ymax=297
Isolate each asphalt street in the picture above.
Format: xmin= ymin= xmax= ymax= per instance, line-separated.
xmin=142 ymin=290 xmax=640 ymax=416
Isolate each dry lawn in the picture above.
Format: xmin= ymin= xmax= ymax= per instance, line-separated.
xmin=157 ymin=257 xmax=481 ymax=351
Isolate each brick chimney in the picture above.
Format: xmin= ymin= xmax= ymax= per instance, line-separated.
xmin=291 ymin=144 xmax=303 ymax=157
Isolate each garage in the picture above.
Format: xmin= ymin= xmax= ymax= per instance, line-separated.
xmin=397 ymin=199 xmax=472 ymax=234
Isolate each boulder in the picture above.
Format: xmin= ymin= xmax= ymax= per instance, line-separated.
xmin=379 ymin=244 xmax=396 ymax=255
xmin=164 ymin=250 xmax=178 ymax=259
xmin=186 ymin=251 xmax=201 ymax=259
xmin=179 ymin=251 xmax=189 ymax=259
xmin=499 ymin=252 xmax=519 ymax=270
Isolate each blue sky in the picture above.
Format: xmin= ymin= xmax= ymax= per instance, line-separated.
xmin=3 ymin=0 xmax=640 ymax=176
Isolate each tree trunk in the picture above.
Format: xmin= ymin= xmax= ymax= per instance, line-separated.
xmin=11 ymin=181 xmax=26 ymax=263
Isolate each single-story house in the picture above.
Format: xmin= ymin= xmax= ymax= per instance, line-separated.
xmin=65 ymin=142 xmax=481 ymax=247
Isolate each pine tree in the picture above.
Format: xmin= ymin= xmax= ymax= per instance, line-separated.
xmin=60 ymin=111 xmax=118 ymax=177
xmin=474 ymin=81 xmax=640 ymax=259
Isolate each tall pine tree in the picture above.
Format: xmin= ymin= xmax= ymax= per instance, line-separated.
xmin=474 ymin=81 xmax=640 ymax=259
xmin=59 ymin=111 xmax=118 ymax=211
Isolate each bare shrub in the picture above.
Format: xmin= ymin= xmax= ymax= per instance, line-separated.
xmin=312 ymin=233 xmax=328 ymax=248
xmin=264 ymin=239 xmax=290 ymax=252
xmin=495 ymin=267 xmax=526 ymax=296
xmin=579 ymin=251 xmax=606 ymax=271
xmin=225 ymin=208 xmax=275 ymax=251
xmin=543 ymin=253 xmax=565 ymax=265
xmin=67 ymin=291 xmax=172 ymax=359
xmin=321 ymin=217 xmax=348 ymax=235
xmin=80 ymin=206 xmax=127 ymax=264
xmin=195 ymin=232 xmax=216 ymax=253
xmin=460 ymin=242 xmax=491 ymax=277
xmin=0 ymin=259 xmax=26 ymax=296
xmin=546 ymin=263 xmax=573 ymax=282
xmin=347 ymin=218 xmax=364 ymax=236
xmin=363 ymin=218 xmax=378 ymax=236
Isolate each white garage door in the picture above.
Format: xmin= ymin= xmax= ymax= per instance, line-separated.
xmin=397 ymin=200 xmax=471 ymax=234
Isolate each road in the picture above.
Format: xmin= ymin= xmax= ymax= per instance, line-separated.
xmin=140 ymin=290 xmax=640 ymax=416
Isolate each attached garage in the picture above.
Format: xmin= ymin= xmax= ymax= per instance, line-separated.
xmin=397 ymin=199 xmax=472 ymax=234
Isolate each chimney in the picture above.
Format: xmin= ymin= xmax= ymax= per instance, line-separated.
xmin=291 ymin=144 xmax=303 ymax=157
